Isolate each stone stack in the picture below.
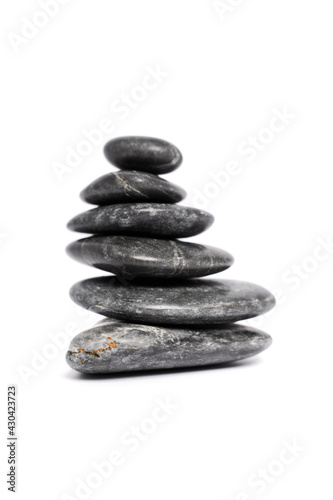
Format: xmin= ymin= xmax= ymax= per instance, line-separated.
xmin=66 ymin=136 xmax=275 ymax=374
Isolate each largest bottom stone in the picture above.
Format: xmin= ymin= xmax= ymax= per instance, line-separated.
xmin=66 ymin=319 xmax=272 ymax=374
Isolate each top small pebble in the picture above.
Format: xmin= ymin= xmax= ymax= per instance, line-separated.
xmin=103 ymin=136 xmax=182 ymax=175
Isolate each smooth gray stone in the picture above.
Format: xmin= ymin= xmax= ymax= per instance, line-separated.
xmin=80 ymin=171 xmax=186 ymax=205
xmin=66 ymin=319 xmax=272 ymax=374
xmin=69 ymin=277 xmax=276 ymax=325
xmin=67 ymin=204 xmax=214 ymax=238
xmin=104 ymin=136 xmax=182 ymax=175
xmin=66 ymin=236 xmax=234 ymax=279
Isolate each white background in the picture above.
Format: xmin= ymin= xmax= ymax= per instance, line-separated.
xmin=1 ymin=1 xmax=332 ymax=499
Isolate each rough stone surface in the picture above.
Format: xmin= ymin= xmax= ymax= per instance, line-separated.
xmin=67 ymin=204 xmax=214 ymax=238
xmin=66 ymin=318 xmax=272 ymax=374
xmin=104 ymin=136 xmax=182 ymax=174
xmin=70 ymin=277 xmax=276 ymax=325
xmin=80 ymin=171 xmax=186 ymax=205
xmin=66 ymin=236 xmax=234 ymax=279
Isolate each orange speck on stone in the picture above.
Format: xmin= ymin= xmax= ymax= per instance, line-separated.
xmin=78 ymin=349 xmax=85 ymax=353
xmin=107 ymin=341 xmax=117 ymax=348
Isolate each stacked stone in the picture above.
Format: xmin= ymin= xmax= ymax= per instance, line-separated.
xmin=66 ymin=136 xmax=275 ymax=374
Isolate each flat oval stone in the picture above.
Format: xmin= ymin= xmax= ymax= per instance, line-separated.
xmin=66 ymin=236 xmax=234 ymax=279
xmin=69 ymin=277 xmax=276 ymax=325
xmin=67 ymin=204 xmax=214 ymax=238
xmin=80 ymin=171 xmax=186 ymax=205
xmin=104 ymin=136 xmax=182 ymax=174
xmin=66 ymin=318 xmax=272 ymax=374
